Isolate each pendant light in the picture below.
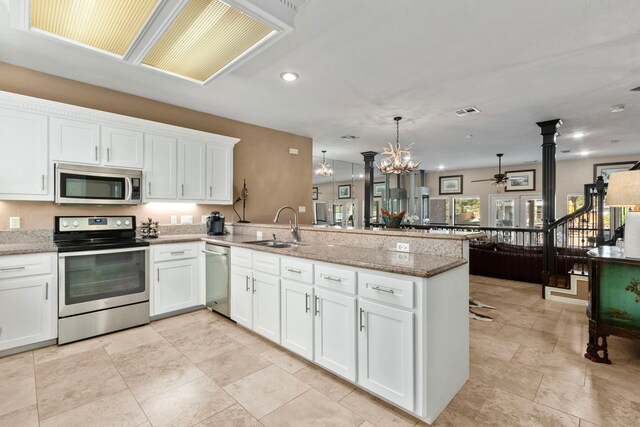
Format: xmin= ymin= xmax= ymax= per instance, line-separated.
xmin=375 ymin=117 xmax=421 ymax=174
xmin=315 ymin=150 xmax=334 ymax=176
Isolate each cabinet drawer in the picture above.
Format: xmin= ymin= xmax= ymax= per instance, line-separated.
xmin=281 ymin=256 xmax=314 ymax=284
xmin=153 ymin=242 xmax=199 ymax=262
xmin=315 ymin=263 xmax=356 ymax=294
xmin=0 ymin=253 xmax=53 ymax=280
xmin=359 ymin=272 xmax=414 ymax=309
xmin=231 ymin=247 xmax=252 ymax=268
xmin=253 ymin=251 xmax=280 ymax=275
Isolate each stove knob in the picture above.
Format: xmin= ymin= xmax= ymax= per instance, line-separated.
xmin=124 ymin=220 xmax=131 ymax=226
xmin=72 ymin=221 xmax=80 ymax=228
xmin=116 ymin=220 xmax=122 ymax=226
xmin=62 ymin=221 xmax=69 ymax=228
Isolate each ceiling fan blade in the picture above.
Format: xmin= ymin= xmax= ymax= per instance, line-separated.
xmin=471 ymin=178 xmax=496 ymax=182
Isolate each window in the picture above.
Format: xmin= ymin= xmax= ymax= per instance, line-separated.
xmin=453 ymin=197 xmax=480 ymax=225
xmin=429 ymin=198 xmax=450 ymax=225
xmin=567 ymin=194 xmax=585 ymax=214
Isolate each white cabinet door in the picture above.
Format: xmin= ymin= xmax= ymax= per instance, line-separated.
xmin=314 ymin=287 xmax=357 ymax=382
xmin=144 ymin=133 xmax=177 ymax=200
xmin=101 ymin=126 xmax=144 ymax=169
xmin=230 ymin=266 xmax=253 ymax=329
xmin=206 ymin=143 xmax=232 ymax=204
xmin=358 ymin=299 xmax=414 ymax=411
xmin=0 ymin=108 xmax=50 ymax=199
xmin=281 ymin=279 xmax=313 ymax=360
xmin=50 ymin=117 xmax=100 ymax=164
xmin=253 ymin=271 xmax=281 ymax=343
xmin=154 ymin=258 xmax=198 ymax=316
xmin=177 ymin=139 xmax=206 ymax=200
xmin=0 ymin=275 xmax=55 ymax=351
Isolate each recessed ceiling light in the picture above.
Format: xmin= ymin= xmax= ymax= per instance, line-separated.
xmin=341 ymin=135 xmax=359 ymax=140
xmin=579 ymin=150 xmax=590 ymax=156
xmin=611 ymin=104 xmax=625 ymax=113
xmin=572 ymin=131 xmax=586 ymax=139
xmin=280 ymin=72 xmax=299 ymax=82
xmin=438 ymin=165 xmax=445 ymax=170
xmin=466 ymin=134 xmax=473 ymax=139
xmin=454 ymin=107 xmax=481 ymax=117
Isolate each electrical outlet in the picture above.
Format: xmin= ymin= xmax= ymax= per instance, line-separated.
xmin=180 ymin=215 xmax=193 ymax=224
xmin=9 ymin=217 xmax=20 ymax=229
xmin=256 ymin=231 xmax=263 ymax=240
xmin=298 ymin=206 xmax=306 ymax=213
xmin=201 ymin=215 xmax=209 ymax=223
xmin=397 ymin=242 xmax=410 ymax=253
xmin=170 ymin=215 xmax=177 ymax=224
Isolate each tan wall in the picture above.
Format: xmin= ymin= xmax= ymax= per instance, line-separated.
xmin=0 ymin=63 xmax=312 ymax=230
xmin=426 ymin=154 xmax=639 ymax=226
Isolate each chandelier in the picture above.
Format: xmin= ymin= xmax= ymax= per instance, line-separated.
xmin=315 ymin=150 xmax=334 ymax=176
xmin=375 ymin=116 xmax=421 ymax=174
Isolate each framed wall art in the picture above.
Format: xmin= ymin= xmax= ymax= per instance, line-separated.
xmin=439 ymin=175 xmax=463 ymax=195
xmin=593 ymin=161 xmax=637 ymax=183
xmin=312 ymin=187 xmax=318 ymax=200
xmin=338 ymin=184 xmax=351 ymax=199
xmin=505 ymin=169 xmax=536 ymax=192
xmin=373 ymin=182 xmax=386 ymax=197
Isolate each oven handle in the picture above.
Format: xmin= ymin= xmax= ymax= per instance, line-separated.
xmin=58 ymin=246 xmax=150 ymax=258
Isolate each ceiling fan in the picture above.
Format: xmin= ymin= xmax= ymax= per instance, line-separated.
xmin=471 ymin=153 xmax=523 ymax=186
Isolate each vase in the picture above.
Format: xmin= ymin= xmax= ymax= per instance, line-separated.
xmin=383 ymin=216 xmax=403 ymax=228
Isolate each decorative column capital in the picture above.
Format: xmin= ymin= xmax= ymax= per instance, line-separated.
xmin=536 ymin=119 xmax=563 ymax=137
xmin=361 ymin=151 xmax=378 ymax=162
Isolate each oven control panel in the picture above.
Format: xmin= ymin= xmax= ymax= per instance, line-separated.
xmin=57 ymin=216 xmax=135 ymax=231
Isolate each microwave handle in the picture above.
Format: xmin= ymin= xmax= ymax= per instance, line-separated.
xmin=126 ymin=177 xmax=133 ymax=201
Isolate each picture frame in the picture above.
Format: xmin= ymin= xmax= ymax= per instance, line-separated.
xmin=338 ymin=184 xmax=351 ymax=199
xmin=505 ymin=169 xmax=536 ymax=192
xmin=312 ymin=187 xmax=318 ymax=200
xmin=439 ymin=175 xmax=463 ymax=195
xmin=593 ymin=161 xmax=637 ymax=183
xmin=373 ymin=182 xmax=386 ymax=198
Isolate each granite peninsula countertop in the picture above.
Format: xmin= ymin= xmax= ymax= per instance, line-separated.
xmin=0 ymin=242 xmax=59 ymax=256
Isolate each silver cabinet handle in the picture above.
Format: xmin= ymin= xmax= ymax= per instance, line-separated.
xmin=170 ymin=251 xmax=185 ymax=255
xmin=210 ymin=186 xmax=212 ymax=197
xmin=181 ymin=184 xmax=184 ymax=196
xmin=245 ymin=276 xmax=250 ymax=292
xmin=157 ymin=268 xmax=160 ymax=281
xmin=45 ymin=282 xmax=49 ymax=300
xmin=371 ymin=285 xmax=395 ymax=294
xmin=95 ymin=146 xmax=98 ymax=161
xmin=148 ymin=182 xmax=151 ymax=195
xmin=322 ymin=275 xmax=342 ymax=283
xmin=201 ymin=250 xmax=227 ymax=256
xmin=42 ymin=174 xmax=45 ymax=191
xmin=0 ymin=327 xmax=2 ymax=337
xmin=286 ymin=267 xmax=302 ymax=274
xmin=314 ymin=296 xmax=320 ymax=316
xmin=305 ymin=293 xmax=310 ymax=313
xmin=107 ymin=147 xmax=110 ymax=162
xmin=252 ymin=278 xmax=256 ymax=293
xmin=360 ymin=308 xmax=365 ymax=331
xmin=0 ymin=266 xmax=26 ymax=271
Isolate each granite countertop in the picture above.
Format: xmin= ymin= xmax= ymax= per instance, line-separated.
xmin=588 ymin=246 xmax=640 ymax=263
xmin=0 ymin=243 xmax=59 ymax=256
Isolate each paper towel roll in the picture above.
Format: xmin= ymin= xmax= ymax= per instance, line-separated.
xmin=625 ymin=212 xmax=640 ymax=259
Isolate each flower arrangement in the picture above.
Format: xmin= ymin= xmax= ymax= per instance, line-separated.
xmin=403 ymin=214 xmax=419 ymax=224
xmin=381 ymin=209 xmax=405 ymax=228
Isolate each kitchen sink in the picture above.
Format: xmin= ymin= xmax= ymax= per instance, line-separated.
xmin=244 ymin=240 xmax=304 ymax=249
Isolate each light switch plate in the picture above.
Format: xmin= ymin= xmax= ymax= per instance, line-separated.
xmin=201 ymin=215 xmax=209 ymax=224
xmin=170 ymin=216 xmax=177 ymax=225
xmin=181 ymin=215 xmax=193 ymax=224
xmin=9 ymin=217 xmax=20 ymax=229
xmin=288 ymin=148 xmax=299 ymax=155
xmin=298 ymin=206 xmax=306 ymax=213
xmin=257 ymin=231 xmax=263 ymax=240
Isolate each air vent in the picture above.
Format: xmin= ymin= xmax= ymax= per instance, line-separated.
xmin=631 ymin=86 xmax=640 ymax=91
xmin=340 ymin=135 xmax=359 ymax=141
xmin=561 ymin=150 xmax=571 ymax=153
xmin=523 ymin=160 xmax=539 ymax=164
xmin=454 ymin=106 xmax=481 ymax=117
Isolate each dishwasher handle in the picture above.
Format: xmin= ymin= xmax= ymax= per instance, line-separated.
xmin=202 ymin=249 xmax=227 ymax=257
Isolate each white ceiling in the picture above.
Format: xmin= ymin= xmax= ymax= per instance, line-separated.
xmin=2 ymin=0 xmax=640 ymax=170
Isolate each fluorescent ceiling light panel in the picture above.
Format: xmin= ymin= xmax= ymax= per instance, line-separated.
xmin=30 ymin=0 xmax=159 ymax=56
xmin=142 ymin=0 xmax=275 ymax=82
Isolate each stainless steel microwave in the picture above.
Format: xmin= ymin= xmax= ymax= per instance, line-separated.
xmin=55 ymin=163 xmax=142 ymax=205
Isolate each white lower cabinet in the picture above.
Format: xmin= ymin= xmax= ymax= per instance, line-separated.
xmin=358 ymin=298 xmax=415 ymax=411
xmin=230 ymin=265 xmax=253 ymax=329
xmin=313 ymin=286 xmax=357 ymax=382
xmin=151 ymin=243 xmax=200 ymax=316
xmin=281 ymin=279 xmax=314 ymax=360
xmin=252 ymin=271 xmax=281 ymax=343
xmin=0 ymin=253 xmax=57 ymax=352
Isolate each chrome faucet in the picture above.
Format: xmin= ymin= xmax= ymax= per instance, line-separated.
xmin=274 ymin=206 xmax=300 ymax=242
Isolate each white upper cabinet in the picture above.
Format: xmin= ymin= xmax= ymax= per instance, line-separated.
xmin=101 ymin=126 xmax=144 ymax=169
xmin=144 ymin=134 xmax=177 ymax=200
xmin=50 ymin=117 xmax=101 ymax=165
xmin=0 ymin=108 xmax=51 ymax=200
xmin=206 ymin=143 xmax=232 ymax=204
xmin=178 ymin=139 xmax=206 ymax=201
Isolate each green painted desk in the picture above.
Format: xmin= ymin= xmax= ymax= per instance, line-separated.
xmin=586 ymin=247 xmax=640 ymax=363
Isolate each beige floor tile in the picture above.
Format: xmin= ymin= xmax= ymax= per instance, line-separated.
xmin=470 ymin=353 xmax=543 ymax=400
xmin=552 ymin=329 xmax=590 ymax=361
xmin=260 ymin=346 xmax=309 ymax=374
xmin=0 ymin=351 xmax=33 ymax=386
xmin=585 ymin=358 xmax=640 ymax=402
xmin=469 ymin=316 xmax=507 ymax=337
xmin=358 ymin=422 xmax=376 ymax=427
xmin=423 ymin=408 xmax=487 ymax=426
xmin=476 ymin=388 xmax=579 ymax=426
xmin=34 ymin=338 xmax=102 ymax=365
xmin=604 ymin=335 xmax=640 ymax=362
xmin=223 ymin=364 xmax=310 ymax=419
xmin=579 ymin=420 xmax=600 ymax=427
xmin=233 ymin=332 xmax=279 ymax=353
xmin=294 ymin=364 xmax=356 ymax=401
xmin=496 ymin=324 xmax=558 ymax=353
xmin=339 ymin=389 xmax=417 ymax=427
xmin=141 ymin=376 xmax=235 ymax=427
xmin=0 ymin=377 xmax=37 ymax=417
xmin=157 ymin=319 xmax=225 ymax=348
xmin=262 ymin=388 xmax=364 ymax=426
xmin=534 ymin=374 xmax=639 ymax=426
xmin=174 ymin=332 xmax=242 ymax=364
xmin=35 ymin=348 xmax=127 ymax=420
xmin=197 ymin=345 xmax=272 ymax=387
xmin=0 ymin=404 xmax=38 ymax=427
xmin=511 ymin=345 xmax=586 ymax=385
xmin=100 ymin=325 xmax=165 ymax=355
xmin=151 ymin=311 xmax=211 ymax=333
xmin=212 ymin=318 xmax=252 ymax=338
xmin=446 ymin=378 xmax=493 ymax=419
xmin=195 ymin=403 xmax=261 ymax=426
xmin=40 ymin=389 xmax=147 ymax=427
xmin=530 ymin=316 xmax=584 ymax=337
xmin=469 ymin=332 xmax=520 ymax=362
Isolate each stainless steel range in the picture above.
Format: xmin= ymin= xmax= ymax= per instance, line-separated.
xmin=54 ymin=216 xmax=150 ymax=344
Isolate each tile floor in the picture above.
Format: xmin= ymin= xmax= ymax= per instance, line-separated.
xmin=1 ymin=275 xmax=640 ymax=426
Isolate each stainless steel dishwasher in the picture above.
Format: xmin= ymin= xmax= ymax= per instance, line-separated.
xmin=202 ymin=243 xmax=230 ymax=317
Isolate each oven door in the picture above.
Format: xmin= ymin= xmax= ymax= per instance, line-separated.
xmin=59 ymin=247 xmax=149 ymax=317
